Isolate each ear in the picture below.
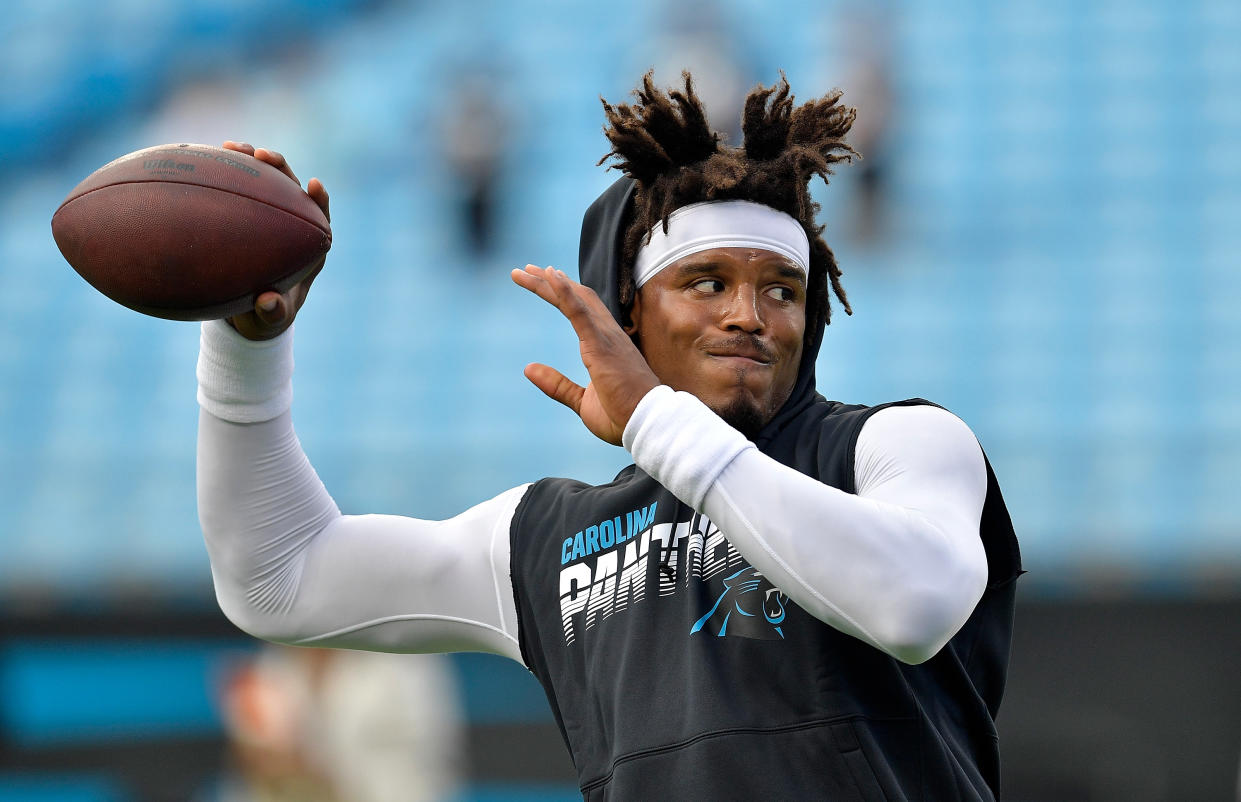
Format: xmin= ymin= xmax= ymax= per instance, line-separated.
xmin=622 ymin=289 xmax=642 ymax=337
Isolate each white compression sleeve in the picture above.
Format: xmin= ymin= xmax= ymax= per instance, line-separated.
xmin=196 ymin=320 xmax=527 ymax=662
xmin=624 ymin=388 xmax=989 ymax=664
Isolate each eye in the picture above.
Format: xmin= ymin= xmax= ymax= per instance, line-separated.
xmin=690 ymin=278 xmax=724 ymax=293
xmin=766 ymin=285 xmax=796 ymax=303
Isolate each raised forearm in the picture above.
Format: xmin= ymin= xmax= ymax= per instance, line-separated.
xmin=625 ymin=387 xmax=988 ymax=663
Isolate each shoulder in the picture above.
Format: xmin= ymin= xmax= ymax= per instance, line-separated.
xmin=512 ymin=468 xmax=659 ymax=536
xmin=860 ymin=403 xmax=979 ymax=451
xmin=520 ymin=467 xmax=636 ymax=507
xmin=513 ymin=476 xmax=594 ymax=525
xmin=854 ymin=402 xmax=985 ymax=498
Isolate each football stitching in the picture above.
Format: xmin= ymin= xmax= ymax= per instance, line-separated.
xmin=55 ymin=178 xmax=332 ymax=238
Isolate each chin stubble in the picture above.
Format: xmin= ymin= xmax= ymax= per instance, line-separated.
xmin=718 ymin=397 xmax=767 ymax=440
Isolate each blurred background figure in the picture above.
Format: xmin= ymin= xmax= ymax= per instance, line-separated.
xmin=836 ymin=3 xmax=896 ymax=246
xmin=644 ymin=0 xmax=756 ymax=145
xmin=438 ymin=70 xmax=512 ymax=260
xmin=214 ymin=647 xmax=463 ymax=802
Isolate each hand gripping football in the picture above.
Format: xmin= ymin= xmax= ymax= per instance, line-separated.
xmin=51 ymin=143 xmax=332 ymax=321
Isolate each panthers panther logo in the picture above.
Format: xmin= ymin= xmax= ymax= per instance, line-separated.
xmin=690 ymin=567 xmax=788 ymax=640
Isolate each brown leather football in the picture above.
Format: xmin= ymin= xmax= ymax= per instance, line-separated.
xmin=51 ymin=143 xmax=332 ymax=321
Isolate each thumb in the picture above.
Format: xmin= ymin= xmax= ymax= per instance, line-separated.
xmin=255 ymin=291 xmax=289 ymax=327
xmin=524 ymin=363 xmax=585 ymax=414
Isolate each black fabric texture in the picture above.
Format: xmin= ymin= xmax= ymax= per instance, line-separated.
xmin=577 ymin=175 xmax=636 ymax=326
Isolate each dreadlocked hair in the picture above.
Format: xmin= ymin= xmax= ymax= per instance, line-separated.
xmin=600 ymin=71 xmax=856 ymax=328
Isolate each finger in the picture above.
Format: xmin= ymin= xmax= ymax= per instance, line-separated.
xmin=254 ymin=291 xmax=290 ymax=327
xmin=307 ymin=178 xmax=330 ymax=222
xmin=254 ymin=148 xmax=300 ymax=185
xmin=223 ymin=141 xmax=255 ymax=156
xmin=511 ymin=265 xmax=562 ymax=308
xmin=547 ymin=267 xmax=611 ymax=318
xmin=228 ymin=299 xmax=286 ymax=341
xmin=542 ymin=268 xmax=615 ymax=340
xmin=517 ymin=265 xmax=591 ymax=313
xmin=523 ymin=363 xmax=585 ymax=414
xmin=513 ymin=266 xmax=615 ymax=350
xmin=510 ymin=264 xmax=549 ymax=293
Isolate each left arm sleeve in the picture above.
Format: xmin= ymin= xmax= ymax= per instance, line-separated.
xmin=624 ymin=387 xmax=989 ymax=664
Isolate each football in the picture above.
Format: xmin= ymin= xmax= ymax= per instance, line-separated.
xmin=51 ymin=143 xmax=332 ymax=321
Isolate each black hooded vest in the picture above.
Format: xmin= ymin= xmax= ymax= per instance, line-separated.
xmin=508 ymin=178 xmax=1021 ymax=799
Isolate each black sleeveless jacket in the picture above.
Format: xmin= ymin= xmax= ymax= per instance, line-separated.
xmin=510 ymin=395 xmax=1020 ymax=800
xmin=507 ymin=178 xmax=1022 ymax=799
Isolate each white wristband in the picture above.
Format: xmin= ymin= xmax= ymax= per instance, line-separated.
xmin=622 ymin=385 xmax=754 ymax=508
xmin=196 ymin=319 xmax=294 ymax=423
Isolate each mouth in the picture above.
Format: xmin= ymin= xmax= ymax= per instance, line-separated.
xmin=705 ymin=348 xmax=774 ymax=367
xmin=703 ymin=336 xmax=776 ymax=367
xmin=708 ymin=355 xmax=772 ymax=369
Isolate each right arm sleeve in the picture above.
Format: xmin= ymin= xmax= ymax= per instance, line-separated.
xmin=196 ymin=320 xmax=527 ymax=663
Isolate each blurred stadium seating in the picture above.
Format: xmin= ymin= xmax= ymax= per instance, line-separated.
xmin=4 ymin=0 xmax=1239 ymax=596
xmin=1 ymin=0 xmax=1239 ymax=798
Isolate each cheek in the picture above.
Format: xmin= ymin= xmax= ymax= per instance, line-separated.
xmin=638 ymin=325 xmax=697 ymax=386
xmin=775 ymin=321 xmax=805 ymax=390
xmin=780 ymin=318 xmax=806 ymax=364
xmin=775 ymin=354 xmax=801 ymax=396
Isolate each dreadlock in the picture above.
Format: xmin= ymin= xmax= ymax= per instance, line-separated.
xmin=600 ymin=71 xmax=856 ymax=330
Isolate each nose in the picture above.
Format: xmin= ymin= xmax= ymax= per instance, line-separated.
xmin=720 ymin=284 xmax=764 ymax=333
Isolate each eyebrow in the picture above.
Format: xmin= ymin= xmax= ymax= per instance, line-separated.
xmin=669 ymin=259 xmax=807 ymax=286
xmin=772 ymin=263 xmax=808 ymax=286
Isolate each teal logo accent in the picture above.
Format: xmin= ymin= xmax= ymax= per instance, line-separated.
xmin=690 ymin=567 xmax=788 ymax=640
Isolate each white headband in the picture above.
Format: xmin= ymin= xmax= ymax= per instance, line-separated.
xmin=633 ymin=200 xmax=810 ymax=289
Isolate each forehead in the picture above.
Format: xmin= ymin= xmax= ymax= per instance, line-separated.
xmin=664 ymin=246 xmax=806 ymax=282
